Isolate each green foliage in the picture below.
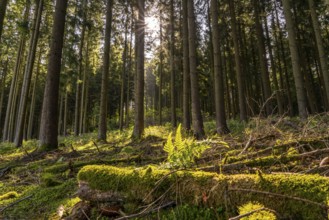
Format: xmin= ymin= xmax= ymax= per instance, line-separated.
xmin=287 ymin=147 xmax=298 ymax=156
xmin=1 ymin=180 xmax=77 ymax=219
xmin=41 ymin=173 xmax=62 ymax=187
xmin=238 ymin=202 xmax=276 ymax=220
xmin=163 ymin=124 xmax=210 ymax=168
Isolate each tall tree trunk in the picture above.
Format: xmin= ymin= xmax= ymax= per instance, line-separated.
xmin=27 ymin=59 xmax=40 ymax=140
xmin=58 ymin=91 xmax=64 ymax=135
xmin=170 ymin=0 xmax=176 ymax=127
xmin=187 ymin=0 xmax=205 ymax=139
xmin=3 ymin=39 xmax=25 ymax=141
xmin=253 ymin=0 xmax=272 ymax=115
xmin=210 ymin=0 xmax=229 ymax=134
xmin=182 ymin=0 xmax=190 ymax=130
xmin=132 ymin=0 xmax=145 ymax=139
xmin=264 ymin=10 xmax=283 ymax=115
xmin=158 ymin=7 xmax=163 ymax=125
xmin=308 ymin=0 xmax=329 ymax=108
xmin=120 ymin=12 xmax=128 ymax=131
xmin=82 ymin=74 xmax=89 ymax=133
xmin=228 ymin=0 xmax=247 ymax=121
xmin=273 ymin=4 xmax=294 ymax=115
xmin=75 ymin=8 xmax=86 ymax=136
xmin=98 ymin=0 xmax=113 ymax=141
xmin=3 ymin=1 xmax=30 ymax=141
xmin=0 ymin=59 xmax=8 ymax=135
xmin=15 ymin=0 xmax=43 ymax=147
xmin=125 ymin=12 xmax=133 ymax=127
xmin=282 ymin=0 xmax=308 ymax=118
xmin=80 ymin=32 xmax=90 ymax=134
xmin=39 ymin=0 xmax=68 ymax=150
xmin=63 ymin=89 xmax=68 ymax=136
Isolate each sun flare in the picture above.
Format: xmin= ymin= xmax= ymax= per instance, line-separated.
xmin=145 ymin=16 xmax=159 ymax=32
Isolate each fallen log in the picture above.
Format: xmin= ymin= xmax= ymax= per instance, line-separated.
xmin=77 ymin=181 xmax=124 ymax=203
xmin=199 ymin=147 xmax=329 ymax=173
xmin=77 ymin=165 xmax=329 ymax=219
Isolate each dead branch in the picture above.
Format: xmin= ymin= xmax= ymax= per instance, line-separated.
xmin=0 ymin=195 xmax=33 ymax=213
xmin=114 ymin=201 xmax=176 ymax=220
xmin=320 ymin=157 xmax=329 ymax=167
xmin=92 ymin=141 xmax=101 ymax=153
xmin=0 ymin=166 xmax=11 ymax=178
xmin=303 ymin=165 xmax=329 ymax=174
xmin=293 ymin=148 xmax=329 ymax=159
xmin=229 ymin=188 xmax=329 ymax=210
xmin=239 ymin=134 xmax=253 ymax=156
xmin=229 ymin=207 xmax=279 ymax=220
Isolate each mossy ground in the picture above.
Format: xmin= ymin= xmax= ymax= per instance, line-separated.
xmin=0 ymin=115 xmax=329 ymax=219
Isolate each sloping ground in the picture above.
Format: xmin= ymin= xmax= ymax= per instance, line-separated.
xmin=0 ymin=115 xmax=328 ymax=219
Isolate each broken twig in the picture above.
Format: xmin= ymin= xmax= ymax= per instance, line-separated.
xmin=0 ymin=195 xmax=33 ymax=213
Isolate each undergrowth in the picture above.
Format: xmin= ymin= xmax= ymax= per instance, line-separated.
xmin=0 ymin=115 xmax=328 ymax=219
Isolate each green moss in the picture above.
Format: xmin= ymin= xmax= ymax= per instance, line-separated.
xmin=287 ymin=147 xmax=298 ymax=156
xmin=2 ymin=179 xmax=77 ymax=219
xmin=41 ymin=173 xmax=62 ymax=187
xmin=78 ymin=165 xmax=329 ymax=219
xmin=0 ymin=191 xmax=19 ymax=200
xmin=238 ymin=202 xmax=276 ymax=220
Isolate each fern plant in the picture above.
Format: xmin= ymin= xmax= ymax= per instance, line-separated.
xmin=163 ymin=124 xmax=210 ymax=168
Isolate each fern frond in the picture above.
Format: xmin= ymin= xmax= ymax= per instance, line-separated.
xmin=175 ymin=124 xmax=184 ymax=151
xmin=164 ymin=132 xmax=174 ymax=156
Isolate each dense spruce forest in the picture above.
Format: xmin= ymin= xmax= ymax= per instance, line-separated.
xmin=1 ymin=0 xmax=329 ymax=219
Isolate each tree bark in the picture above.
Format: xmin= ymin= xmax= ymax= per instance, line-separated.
xmin=125 ymin=10 xmax=133 ymax=127
xmin=308 ymin=0 xmax=329 ymax=109
xmin=253 ymin=0 xmax=272 ymax=115
xmin=0 ymin=59 xmax=8 ymax=135
xmin=228 ymin=0 xmax=247 ymax=121
xmin=158 ymin=7 xmax=163 ymax=125
xmin=75 ymin=5 xmax=86 ymax=136
xmin=27 ymin=51 xmax=41 ymax=139
xmin=263 ymin=9 xmax=283 ymax=115
xmin=98 ymin=0 xmax=113 ymax=141
xmin=182 ymin=0 xmax=190 ymax=131
xmin=39 ymin=0 xmax=68 ymax=150
xmin=119 ymin=11 xmax=128 ymax=131
xmin=187 ymin=0 xmax=205 ymax=139
xmin=3 ymin=39 xmax=25 ymax=141
xmin=282 ymin=0 xmax=308 ymax=118
xmin=170 ymin=0 xmax=176 ymax=127
xmin=63 ymin=89 xmax=68 ymax=136
xmin=210 ymin=0 xmax=229 ymax=134
xmin=132 ymin=0 xmax=145 ymax=139
xmin=80 ymin=31 xmax=90 ymax=134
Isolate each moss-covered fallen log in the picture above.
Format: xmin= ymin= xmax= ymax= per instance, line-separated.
xmin=78 ymin=165 xmax=329 ymax=219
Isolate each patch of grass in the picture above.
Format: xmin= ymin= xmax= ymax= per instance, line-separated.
xmin=2 ymin=179 xmax=77 ymax=219
xmin=238 ymin=202 xmax=276 ymax=220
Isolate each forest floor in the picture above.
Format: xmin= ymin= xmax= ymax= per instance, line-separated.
xmin=0 ymin=114 xmax=329 ymax=219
